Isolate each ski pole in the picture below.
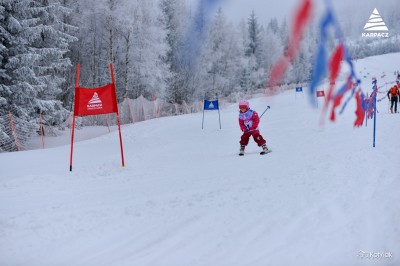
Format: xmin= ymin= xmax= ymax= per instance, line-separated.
xmin=259 ymin=106 xmax=270 ymax=119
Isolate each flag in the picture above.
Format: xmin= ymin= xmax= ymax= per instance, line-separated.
xmin=309 ymin=10 xmax=334 ymax=104
xmin=365 ymin=85 xmax=378 ymax=119
xmin=74 ymin=84 xmax=118 ymax=116
xmin=354 ymin=89 xmax=365 ymax=127
xmin=330 ymin=78 xmax=353 ymax=121
xmin=308 ymin=2 xmax=362 ymax=125
xmin=296 ymin=87 xmax=303 ymax=92
xmin=266 ymin=0 xmax=312 ymax=94
xmin=204 ymin=100 xmax=219 ymax=110
xmin=316 ymin=90 xmax=325 ymax=97
xmin=202 ymin=99 xmax=221 ymax=129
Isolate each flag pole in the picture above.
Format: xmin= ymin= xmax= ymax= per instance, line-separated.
xmin=365 ymin=93 xmax=368 ymax=127
xmin=217 ymin=93 xmax=221 ymax=129
xmin=70 ymin=64 xmax=80 ymax=171
xmin=69 ymin=115 xmax=76 ymax=171
xmin=116 ymin=112 xmax=125 ymax=167
xmin=202 ymin=94 xmax=205 ymax=129
xmin=110 ymin=64 xmax=125 ymax=167
xmin=373 ymin=90 xmax=377 ymax=148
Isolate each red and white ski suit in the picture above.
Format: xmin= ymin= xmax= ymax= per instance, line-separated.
xmin=239 ymin=108 xmax=266 ymax=147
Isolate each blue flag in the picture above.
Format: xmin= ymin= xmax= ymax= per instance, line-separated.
xmin=296 ymin=87 xmax=303 ymax=92
xmin=204 ymin=100 xmax=219 ymax=110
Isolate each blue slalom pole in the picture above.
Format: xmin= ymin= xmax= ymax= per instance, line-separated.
xmin=365 ymin=93 xmax=368 ymax=127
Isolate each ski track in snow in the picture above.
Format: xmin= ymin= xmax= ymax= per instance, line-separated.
xmin=1 ymin=53 xmax=400 ymax=266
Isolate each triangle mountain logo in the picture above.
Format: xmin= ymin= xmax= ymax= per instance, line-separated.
xmin=88 ymin=92 xmax=102 ymax=104
xmin=363 ymin=8 xmax=388 ymax=31
xmin=87 ymin=92 xmax=103 ymax=110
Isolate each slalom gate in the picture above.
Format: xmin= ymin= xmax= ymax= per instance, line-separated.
xmin=69 ymin=64 xmax=125 ymax=171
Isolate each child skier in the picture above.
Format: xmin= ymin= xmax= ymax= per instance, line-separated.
xmin=238 ymin=100 xmax=270 ymax=156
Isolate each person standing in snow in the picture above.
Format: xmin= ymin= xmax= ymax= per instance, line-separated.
xmin=238 ymin=100 xmax=269 ymax=155
xmin=387 ymin=81 xmax=400 ymax=113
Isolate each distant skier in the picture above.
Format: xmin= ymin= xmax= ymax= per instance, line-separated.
xmin=372 ymin=79 xmax=377 ymax=90
xmin=238 ymin=100 xmax=270 ymax=155
xmin=387 ymin=81 xmax=400 ymax=113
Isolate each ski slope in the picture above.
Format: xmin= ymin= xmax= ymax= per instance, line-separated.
xmin=1 ymin=53 xmax=400 ymax=266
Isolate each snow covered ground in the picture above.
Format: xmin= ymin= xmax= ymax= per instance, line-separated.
xmin=1 ymin=53 xmax=400 ymax=266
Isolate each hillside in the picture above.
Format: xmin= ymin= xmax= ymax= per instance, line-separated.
xmin=1 ymin=53 xmax=399 ymax=266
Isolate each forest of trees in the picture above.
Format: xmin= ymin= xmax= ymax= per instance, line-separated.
xmin=1 ymin=0 xmax=400 ymax=151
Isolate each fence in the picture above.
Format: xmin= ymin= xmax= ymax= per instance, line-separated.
xmin=0 ymin=89 xmax=273 ymax=152
xmin=0 ymin=95 xmax=223 ymax=152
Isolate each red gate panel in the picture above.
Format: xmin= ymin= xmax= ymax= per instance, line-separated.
xmin=74 ymin=83 xmax=118 ymax=116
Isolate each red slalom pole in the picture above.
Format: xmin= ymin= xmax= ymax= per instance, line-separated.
xmin=116 ymin=113 xmax=125 ymax=167
xmin=70 ymin=64 xmax=80 ymax=171
xmin=110 ymin=64 xmax=125 ymax=167
xmin=69 ymin=115 xmax=76 ymax=171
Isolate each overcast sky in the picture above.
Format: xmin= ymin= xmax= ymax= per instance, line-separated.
xmin=187 ymin=0 xmax=398 ymax=28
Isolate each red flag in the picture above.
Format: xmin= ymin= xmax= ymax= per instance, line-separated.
xmin=266 ymin=0 xmax=312 ymax=94
xmin=327 ymin=44 xmax=344 ymax=101
xmin=320 ymin=44 xmax=344 ymax=124
xmin=329 ymin=79 xmax=352 ymax=121
xmin=74 ymin=84 xmax=118 ymax=116
xmin=354 ymin=89 xmax=365 ymax=127
xmin=316 ymin=90 xmax=325 ymax=97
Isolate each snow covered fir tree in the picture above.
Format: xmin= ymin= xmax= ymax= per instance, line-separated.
xmin=0 ymin=0 xmax=76 ymax=151
xmin=1 ymin=0 xmax=400 ymax=152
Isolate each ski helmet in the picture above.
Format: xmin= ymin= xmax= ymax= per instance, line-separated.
xmin=239 ymin=100 xmax=249 ymax=109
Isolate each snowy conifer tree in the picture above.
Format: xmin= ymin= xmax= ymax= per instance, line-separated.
xmin=29 ymin=0 xmax=77 ymax=125
xmin=1 ymin=0 xmax=76 ymax=121
xmin=199 ymin=9 xmax=244 ymax=98
xmin=245 ymin=11 xmax=266 ymax=92
xmin=0 ymin=0 xmax=76 ymax=151
xmin=120 ymin=0 xmax=169 ymax=100
xmin=1 ymin=0 xmax=41 ymax=121
xmin=158 ymin=0 xmax=187 ymax=104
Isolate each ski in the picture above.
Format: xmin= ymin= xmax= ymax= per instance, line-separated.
xmin=260 ymin=150 xmax=272 ymax=155
xmin=238 ymin=150 xmax=272 ymax=156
